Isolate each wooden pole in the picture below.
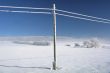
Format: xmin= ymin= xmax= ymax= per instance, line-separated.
xmin=53 ymin=4 xmax=57 ymax=70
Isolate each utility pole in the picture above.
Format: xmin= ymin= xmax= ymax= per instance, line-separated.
xmin=52 ymin=4 xmax=57 ymax=70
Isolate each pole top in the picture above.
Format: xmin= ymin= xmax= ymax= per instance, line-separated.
xmin=53 ymin=4 xmax=56 ymax=9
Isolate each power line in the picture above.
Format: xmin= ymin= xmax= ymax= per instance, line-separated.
xmin=0 ymin=5 xmax=110 ymax=23
xmin=0 ymin=9 xmax=110 ymax=24
xmin=0 ymin=5 xmax=52 ymax=10
xmin=0 ymin=10 xmax=51 ymax=14
xmin=56 ymin=9 xmax=110 ymax=22
xmin=56 ymin=13 xmax=110 ymax=24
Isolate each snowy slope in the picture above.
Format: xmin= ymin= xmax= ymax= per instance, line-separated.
xmin=0 ymin=37 xmax=110 ymax=73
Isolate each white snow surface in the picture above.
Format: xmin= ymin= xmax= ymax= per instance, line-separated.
xmin=0 ymin=37 xmax=110 ymax=73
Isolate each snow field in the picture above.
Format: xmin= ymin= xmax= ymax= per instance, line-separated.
xmin=0 ymin=40 xmax=110 ymax=73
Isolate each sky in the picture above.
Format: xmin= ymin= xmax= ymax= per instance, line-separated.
xmin=0 ymin=0 xmax=110 ymax=38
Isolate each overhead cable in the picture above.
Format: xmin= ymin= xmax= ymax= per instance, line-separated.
xmin=0 ymin=8 xmax=110 ymax=24
xmin=0 ymin=5 xmax=52 ymax=10
xmin=0 ymin=10 xmax=51 ymax=14
xmin=56 ymin=9 xmax=110 ymax=22
xmin=56 ymin=13 xmax=110 ymax=24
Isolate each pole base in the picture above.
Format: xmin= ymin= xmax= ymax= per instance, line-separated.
xmin=52 ymin=61 xmax=56 ymax=70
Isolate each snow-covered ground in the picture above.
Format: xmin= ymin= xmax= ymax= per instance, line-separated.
xmin=0 ymin=37 xmax=110 ymax=73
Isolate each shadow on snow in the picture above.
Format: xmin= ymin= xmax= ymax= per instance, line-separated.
xmin=0 ymin=65 xmax=51 ymax=70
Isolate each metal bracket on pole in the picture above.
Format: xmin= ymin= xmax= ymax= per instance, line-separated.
xmin=52 ymin=4 xmax=57 ymax=70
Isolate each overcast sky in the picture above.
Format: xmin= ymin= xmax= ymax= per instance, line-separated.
xmin=0 ymin=0 xmax=110 ymax=38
